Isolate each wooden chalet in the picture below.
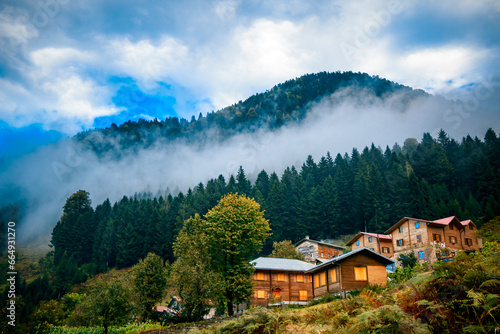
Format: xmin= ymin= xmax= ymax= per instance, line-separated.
xmin=250 ymin=257 xmax=315 ymax=306
xmin=385 ymin=216 xmax=483 ymax=265
xmin=346 ymin=232 xmax=394 ymax=258
xmin=306 ymin=247 xmax=394 ymax=297
xmin=295 ymin=236 xmax=345 ymax=263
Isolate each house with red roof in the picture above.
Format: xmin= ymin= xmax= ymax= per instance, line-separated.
xmin=345 ymin=232 xmax=394 ymax=258
xmin=384 ymin=216 xmax=482 ymax=265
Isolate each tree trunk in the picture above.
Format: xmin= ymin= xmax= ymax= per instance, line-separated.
xmin=227 ymin=289 xmax=234 ymax=316
xmin=104 ymin=322 xmax=108 ymax=334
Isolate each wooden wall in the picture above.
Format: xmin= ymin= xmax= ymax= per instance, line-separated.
xmin=251 ymin=270 xmax=313 ymax=306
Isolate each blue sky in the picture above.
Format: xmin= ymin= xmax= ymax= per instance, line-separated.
xmin=1 ymin=0 xmax=500 ymax=157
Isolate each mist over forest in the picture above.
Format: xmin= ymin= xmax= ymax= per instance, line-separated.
xmin=0 ymin=72 xmax=497 ymax=241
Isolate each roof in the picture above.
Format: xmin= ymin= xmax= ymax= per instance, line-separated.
xmin=295 ymin=238 xmax=345 ymax=249
xmin=345 ymin=232 xmax=392 ymax=246
xmin=306 ymin=247 xmax=394 ymax=273
xmin=251 ymin=257 xmax=316 ymax=272
xmin=460 ymin=219 xmax=476 ymax=227
xmin=385 ymin=217 xmax=435 ymax=234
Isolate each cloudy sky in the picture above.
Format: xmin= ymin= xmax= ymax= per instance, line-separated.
xmin=1 ymin=0 xmax=500 ymax=157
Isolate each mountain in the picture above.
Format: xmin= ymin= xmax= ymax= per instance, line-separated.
xmin=74 ymin=71 xmax=426 ymax=155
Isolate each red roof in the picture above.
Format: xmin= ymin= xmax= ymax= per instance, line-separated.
xmin=361 ymin=232 xmax=392 ymax=240
xmin=461 ymin=219 xmax=472 ymax=226
xmin=432 ymin=216 xmax=456 ymax=225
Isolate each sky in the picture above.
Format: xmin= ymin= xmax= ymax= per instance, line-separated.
xmin=1 ymin=0 xmax=500 ymax=157
xmin=1 ymin=0 xmax=500 ymax=240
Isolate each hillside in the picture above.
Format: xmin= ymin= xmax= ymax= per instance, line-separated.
xmin=74 ymin=71 xmax=425 ymax=155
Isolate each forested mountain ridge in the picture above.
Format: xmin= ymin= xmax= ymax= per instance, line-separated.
xmin=75 ymin=71 xmax=425 ymax=154
xmin=50 ymin=128 xmax=500 ymax=273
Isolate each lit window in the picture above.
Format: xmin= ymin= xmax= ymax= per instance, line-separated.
xmin=257 ymin=290 xmax=265 ymax=299
xmin=416 ymin=235 xmax=422 ymax=243
xmin=320 ymin=272 xmax=326 ymax=286
xmin=356 ymin=240 xmax=360 ymax=246
xmin=354 ymin=267 xmax=367 ymax=281
xmin=296 ymin=274 xmax=304 ymax=283
xmin=418 ymin=251 xmax=425 ymax=259
xmin=369 ymin=236 xmax=373 ymax=242
xmin=314 ymin=274 xmax=319 ymax=288
xmin=277 ymin=273 xmax=285 ymax=282
xmin=415 ymin=222 xmax=420 ymax=229
xmin=330 ymin=268 xmax=337 ymax=283
xmin=256 ymin=272 xmax=265 ymax=281
xmin=399 ymin=226 xmax=403 ymax=233
xmin=299 ymin=290 xmax=308 ymax=301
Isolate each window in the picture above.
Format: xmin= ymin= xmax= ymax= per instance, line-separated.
xmin=399 ymin=226 xmax=404 ymax=233
xmin=320 ymin=272 xmax=326 ymax=286
xmin=330 ymin=268 xmax=337 ymax=283
xmin=416 ymin=234 xmax=422 ymax=243
xmin=356 ymin=240 xmax=360 ymax=246
xmin=449 ymin=236 xmax=457 ymax=244
xmin=397 ymin=239 xmax=404 ymax=246
xmin=382 ymin=247 xmax=389 ymax=253
xmin=321 ymin=252 xmax=324 ymax=258
xmin=299 ymin=290 xmax=308 ymax=301
xmin=328 ymin=254 xmax=331 ymax=259
xmin=449 ymin=224 xmax=454 ymax=230
xmin=433 ymin=234 xmax=442 ymax=242
xmin=296 ymin=274 xmax=304 ymax=283
xmin=257 ymin=290 xmax=265 ymax=299
xmin=415 ymin=222 xmax=420 ymax=229
xmin=469 ymin=224 xmax=474 ymax=230
xmin=320 ymin=245 xmax=323 ymax=249
xmin=370 ymin=248 xmax=374 ymax=251
xmin=277 ymin=273 xmax=285 ymax=282
xmin=256 ymin=272 xmax=265 ymax=281
xmin=465 ymin=238 xmax=473 ymax=246
xmin=314 ymin=274 xmax=320 ymax=288
xmin=418 ymin=251 xmax=425 ymax=259
xmin=369 ymin=236 xmax=373 ymax=242
xmin=354 ymin=267 xmax=367 ymax=281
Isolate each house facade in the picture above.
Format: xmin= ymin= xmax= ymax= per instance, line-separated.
xmin=250 ymin=257 xmax=315 ymax=306
xmin=295 ymin=236 xmax=345 ymax=263
xmin=306 ymin=248 xmax=394 ymax=297
xmin=385 ymin=216 xmax=482 ymax=265
xmin=346 ymin=232 xmax=394 ymax=258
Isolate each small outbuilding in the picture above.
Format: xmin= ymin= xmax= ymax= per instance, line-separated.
xmin=306 ymin=247 xmax=394 ymax=298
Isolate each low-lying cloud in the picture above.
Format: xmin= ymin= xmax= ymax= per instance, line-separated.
xmin=1 ymin=87 xmax=498 ymax=242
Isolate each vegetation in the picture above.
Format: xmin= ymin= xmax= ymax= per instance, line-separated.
xmin=269 ymin=240 xmax=306 ymax=260
xmin=187 ymin=245 xmax=500 ymax=334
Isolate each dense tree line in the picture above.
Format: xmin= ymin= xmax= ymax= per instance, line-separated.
xmin=51 ymin=128 xmax=500 ymax=271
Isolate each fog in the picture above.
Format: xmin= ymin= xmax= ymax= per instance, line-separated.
xmin=1 ymin=87 xmax=498 ymax=242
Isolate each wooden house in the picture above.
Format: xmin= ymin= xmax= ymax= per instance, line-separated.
xmin=250 ymin=257 xmax=316 ymax=306
xmin=295 ymin=236 xmax=345 ymax=263
xmin=346 ymin=232 xmax=394 ymax=258
xmin=385 ymin=216 xmax=482 ymax=265
xmin=306 ymin=247 xmax=394 ymax=297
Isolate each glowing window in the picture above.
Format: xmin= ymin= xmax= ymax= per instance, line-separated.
xmin=296 ymin=274 xmax=304 ymax=283
xmin=256 ymin=272 xmax=265 ymax=280
xmin=277 ymin=273 xmax=285 ymax=282
xmin=354 ymin=267 xmax=367 ymax=281
xmin=257 ymin=290 xmax=265 ymax=299
xmin=299 ymin=290 xmax=308 ymax=301
xmin=330 ymin=268 xmax=337 ymax=283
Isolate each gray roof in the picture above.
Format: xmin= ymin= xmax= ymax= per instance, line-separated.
xmin=251 ymin=257 xmax=316 ymax=272
xmin=306 ymin=247 xmax=394 ymax=273
xmin=295 ymin=238 xmax=345 ymax=249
